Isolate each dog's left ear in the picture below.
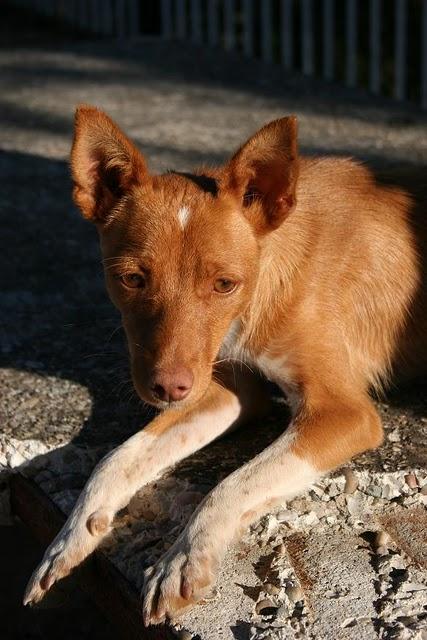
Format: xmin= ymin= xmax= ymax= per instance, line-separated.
xmin=71 ymin=105 xmax=149 ymax=223
xmin=223 ymin=116 xmax=299 ymax=232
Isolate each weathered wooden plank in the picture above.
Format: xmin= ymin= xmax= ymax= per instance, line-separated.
xmin=10 ymin=472 xmax=168 ymax=640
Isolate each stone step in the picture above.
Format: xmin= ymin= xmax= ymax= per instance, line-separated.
xmin=378 ymin=507 xmax=427 ymax=569
xmin=286 ymin=532 xmax=377 ymax=640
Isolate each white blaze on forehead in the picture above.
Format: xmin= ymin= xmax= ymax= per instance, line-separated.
xmin=177 ymin=205 xmax=191 ymax=229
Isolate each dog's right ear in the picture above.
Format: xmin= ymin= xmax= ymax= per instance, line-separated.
xmin=71 ymin=105 xmax=148 ymax=223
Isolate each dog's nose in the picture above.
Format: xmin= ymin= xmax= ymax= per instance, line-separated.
xmin=150 ymin=367 xmax=194 ymax=403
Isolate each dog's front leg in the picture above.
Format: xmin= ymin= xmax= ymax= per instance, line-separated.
xmin=143 ymin=392 xmax=383 ymax=625
xmin=24 ymin=373 xmax=268 ymax=606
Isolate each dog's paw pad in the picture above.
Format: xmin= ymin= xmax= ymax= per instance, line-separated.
xmin=86 ymin=509 xmax=111 ymax=536
xmin=142 ymin=550 xmax=217 ymax=626
xmin=23 ymin=553 xmax=71 ymax=606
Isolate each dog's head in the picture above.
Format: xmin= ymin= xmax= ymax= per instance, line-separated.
xmin=71 ymin=106 xmax=299 ymax=408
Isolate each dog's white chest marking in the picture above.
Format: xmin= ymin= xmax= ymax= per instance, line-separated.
xmin=178 ymin=206 xmax=191 ymax=229
xmin=255 ymin=353 xmax=301 ymax=413
xmin=256 ymin=353 xmax=294 ymax=387
xmin=219 ymin=322 xmax=301 ymax=412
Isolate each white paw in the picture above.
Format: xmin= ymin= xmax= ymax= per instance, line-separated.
xmin=142 ymin=539 xmax=219 ymax=626
xmin=23 ymin=508 xmax=112 ymax=605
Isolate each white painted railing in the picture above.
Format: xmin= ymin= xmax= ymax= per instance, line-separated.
xmin=9 ymin=0 xmax=427 ymax=110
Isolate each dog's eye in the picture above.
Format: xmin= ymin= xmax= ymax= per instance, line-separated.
xmin=120 ymin=273 xmax=145 ymax=289
xmin=214 ymin=278 xmax=237 ymax=294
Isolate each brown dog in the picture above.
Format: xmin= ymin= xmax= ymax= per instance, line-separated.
xmin=24 ymin=106 xmax=426 ymax=624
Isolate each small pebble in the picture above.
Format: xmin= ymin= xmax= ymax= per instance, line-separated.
xmin=404 ymin=474 xmax=418 ymax=489
xmin=255 ymin=598 xmax=277 ymax=615
xmin=286 ymin=585 xmax=303 ymax=603
xmin=276 ymin=604 xmax=290 ymax=618
xmin=344 ymin=469 xmax=358 ymax=494
xmin=401 ymin=582 xmax=427 ymax=592
xmin=264 ymin=582 xmax=280 ymax=595
xmin=421 ymin=484 xmax=427 ymax=495
xmin=375 ymin=530 xmax=391 ymax=550
xmin=376 ymin=545 xmax=389 ymax=556
xmin=176 ymin=631 xmax=192 ymax=640
xmin=274 ymin=543 xmax=287 ymax=555
xmin=341 ymin=617 xmax=356 ymax=628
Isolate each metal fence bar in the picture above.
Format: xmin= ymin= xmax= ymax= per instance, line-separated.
xmin=261 ymin=0 xmax=273 ymax=63
xmin=83 ymin=0 xmax=92 ymax=30
xmin=301 ymin=0 xmax=314 ymax=76
xmin=89 ymin=0 xmax=99 ymax=33
xmin=191 ymin=0 xmax=202 ymax=44
xmin=115 ymin=0 xmax=126 ymax=39
xmin=224 ymin=0 xmax=236 ymax=51
xmin=207 ymin=0 xmax=219 ymax=47
xmin=161 ymin=0 xmax=173 ymax=38
xmin=369 ymin=0 xmax=381 ymax=94
xmin=101 ymin=0 xmax=113 ymax=35
xmin=422 ymin=0 xmax=427 ymax=108
xmin=175 ymin=0 xmax=187 ymax=39
xmin=9 ymin=0 xmax=427 ymax=110
xmin=242 ymin=0 xmax=254 ymax=57
xmin=128 ymin=0 xmax=140 ymax=37
xmin=87 ymin=0 xmax=96 ymax=33
xmin=78 ymin=0 xmax=87 ymax=30
xmin=346 ymin=0 xmax=357 ymax=87
xmin=323 ymin=0 xmax=334 ymax=80
xmin=394 ymin=0 xmax=407 ymax=100
xmin=281 ymin=0 xmax=293 ymax=70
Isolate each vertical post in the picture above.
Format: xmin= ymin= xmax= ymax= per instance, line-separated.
xmin=242 ymin=0 xmax=254 ymax=57
xmin=161 ymin=0 xmax=173 ymax=39
xmin=83 ymin=0 xmax=92 ymax=31
xmin=101 ymin=0 xmax=113 ymax=35
xmin=323 ymin=0 xmax=334 ymax=80
xmin=191 ymin=0 xmax=202 ymax=44
xmin=115 ymin=0 xmax=126 ymax=39
xmin=129 ymin=0 xmax=140 ymax=38
xmin=207 ymin=0 xmax=219 ymax=47
xmin=261 ymin=0 xmax=273 ymax=63
xmin=301 ymin=0 xmax=314 ymax=75
xmin=394 ymin=0 xmax=407 ymax=101
xmin=422 ymin=0 xmax=427 ymax=108
xmin=369 ymin=0 xmax=381 ymax=94
xmin=175 ymin=0 xmax=187 ymax=39
xmin=77 ymin=0 xmax=86 ymax=31
xmin=68 ymin=0 xmax=76 ymax=29
xmin=91 ymin=0 xmax=101 ymax=34
xmin=281 ymin=0 xmax=293 ymax=70
xmin=346 ymin=0 xmax=357 ymax=87
xmin=84 ymin=0 xmax=92 ymax=32
xmin=224 ymin=0 xmax=236 ymax=51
